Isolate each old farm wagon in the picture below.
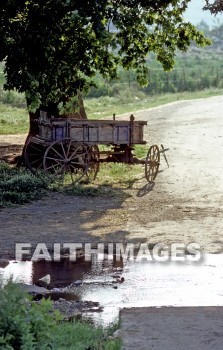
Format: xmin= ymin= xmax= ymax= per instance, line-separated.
xmin=24 ymin=111 xmax=168 ymax=184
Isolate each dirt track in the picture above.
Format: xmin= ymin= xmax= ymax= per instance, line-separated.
xmin=0 ymin=96 xmax=223 ymax=258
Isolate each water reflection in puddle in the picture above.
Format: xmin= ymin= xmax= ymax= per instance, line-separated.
xmin=0 ymin=261 xmax=33 ymax=285
xmin=1 ymin=254 xmax=223 ymax=326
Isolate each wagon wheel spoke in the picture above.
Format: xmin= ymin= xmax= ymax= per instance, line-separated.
xmin=24 ymin=138 xmax=45 ymax=174
xmin=50 ymin=146 xmax=65 ymax=160
xmin=69 ymin=160 xmax=85 ymax=165
xmin=43 ymin=139 xmax=89 ymax=185
xmin=85 ymin=145 xmax=100 ymax=182
xmin=29 ymin=158 xmax=43 ymax=166
xmin=68 ymin=165 xmax=75 ymax=183
xmin=45 ymin=156 xmax=65 ymax=164
xmin=145 ymin=145 xmax=160 ymax=183
xmin=44 ymin=161 xmax=63 ymax=171
xmin=70 ymin=152 xmax=88 ymax=161
xmin=60 ymin=141 xmax=67 ymax=159
xmin=66 ymin=140 xmax=72 ymax=158
xmin=68 ymin=147 xmax=88 ymax=161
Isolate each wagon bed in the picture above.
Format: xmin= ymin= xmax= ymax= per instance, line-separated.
xmin=38 ymin=115 xmax=147 ymax=145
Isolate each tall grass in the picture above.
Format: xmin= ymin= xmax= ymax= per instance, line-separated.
xmin=0 ymin=104 xmax=29 ymax=134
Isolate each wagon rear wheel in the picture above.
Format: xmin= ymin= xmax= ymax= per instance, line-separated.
xmin=86 ymin=145 xmax=100 ymax=182
xmin=145 ymin=145 xmax=160 ymax=183
xmin=43 ymin=139 xmax=89 ymax=184
xmin=24 ymin=137 xmax=45 ymax=174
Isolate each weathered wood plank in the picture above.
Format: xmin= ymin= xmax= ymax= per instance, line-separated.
xmin=38 ymin=117 xmax=147 ymax=144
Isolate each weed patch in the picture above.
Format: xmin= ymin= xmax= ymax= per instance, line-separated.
xmin=0 ymin=280 xmax=121 ymax=350
xmin=0 ymin=163 xmax=49 ymax=207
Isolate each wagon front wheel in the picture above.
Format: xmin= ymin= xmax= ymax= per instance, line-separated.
xmin=145 ymin=145 xmax=160 ymax=183
xmin=43 ymin=139 xmax=89 ymax=184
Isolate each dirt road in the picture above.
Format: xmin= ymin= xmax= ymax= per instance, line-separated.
xmin=0 ymin=96 xmax=223 ymax=258
xmin=123 ymin=96 xmax=223 ymax=254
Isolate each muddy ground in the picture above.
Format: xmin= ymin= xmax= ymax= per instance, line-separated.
xmin=0 ymin=96 xmax=223 ymax=259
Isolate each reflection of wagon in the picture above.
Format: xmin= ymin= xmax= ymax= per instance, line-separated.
xmin=24 ymin=111 xmax=168 ymax=184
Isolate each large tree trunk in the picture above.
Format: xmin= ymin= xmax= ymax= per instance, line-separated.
xmin=64 ymin=91 xmax=88 ymax=120
xmin=23 ymin=93 xmax=88 ymax=165
xmin=24 ymin=92 xmax=87 ymax=145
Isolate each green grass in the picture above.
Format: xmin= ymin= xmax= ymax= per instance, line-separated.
xmin=85 ymin=88 xmax=223 ymax=119
xmin=95 ymin=163 xmax=143 ymax=187
xmin=64 ymin=164 xmax=143 ymax=198
xmin=0 ymin=160 xmax=142 ymax=205
xmin=0 ymin=88 xmax=223 ymax=135
xmin=55 ymin=322 xmax=121 ymax=350
xmin=63 ymin=144 xmax=147 ymax=197
xmin=0 ymin=103 xmax=29 ymax=134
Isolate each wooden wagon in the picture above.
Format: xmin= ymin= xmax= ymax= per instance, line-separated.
xmin=24 ymin=111 xmax=168 ymax=184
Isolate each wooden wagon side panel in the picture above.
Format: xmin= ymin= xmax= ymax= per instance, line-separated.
xmin=38 ymin=124 xmax=52 ymax=140
xmin=131 ymin=124 xmax=146 ymax=144
xmin=97 ymin=124 xmax=129 ymax=144
xmin=38 ymin=117 xmax=147 ymax=144
xmin=70 ymin=125 xmax=84 ymax=142
xmin=52 ymin=125 xmax=67 ymax=140
xmin=85 ymin=126 xmax=99 ymax=142
xmin=68 ymin=119 xmax=147 ymax=145
xmin=114 ymin=125 xmax=130 ymax=144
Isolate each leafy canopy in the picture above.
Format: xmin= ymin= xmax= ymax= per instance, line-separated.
xmin=204 ymin=0 xmax=223 ymax=14
xmin=0 ymin=0 xmax=210 ymax=112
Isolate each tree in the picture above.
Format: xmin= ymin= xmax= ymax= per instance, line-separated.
xmin=0 ymin=0 xmax=210 ymax=138
xmin=204 ymin=0 xmax=223 ymax=14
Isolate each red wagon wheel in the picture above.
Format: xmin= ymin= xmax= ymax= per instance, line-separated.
xmin=43 ymin=139 xmax=89 ymax=184
xmin=24 ymin=137 xmax=45 ymax=174
xmin=145 ymin=145 xmax=160 ymax=183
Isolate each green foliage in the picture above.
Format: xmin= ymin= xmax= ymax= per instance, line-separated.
xmin=0 ymin=163 xmax=49 ymax=206
xmin=54 ymin=321 xmax=121 ymax=350
xmin=0 ymin=90 xmax=26 ymax=108
xmin=0 ymin=280 xmax=121 ymax=350
xmin=0 ymin=0 xmax=210 ymax=113
xmin=204 ymin=0 xmax=223 ymax=14
xmin=87 ymin=48 xmax=223 ymax=98
xmin=0 ymin=280 xmax=59 ymax=350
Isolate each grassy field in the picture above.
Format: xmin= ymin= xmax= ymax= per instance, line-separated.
xmin=0 ymin=104 xmax=29 ymax=134
xmin=0 ymin=88 xmax=222 ymax=135
xmin=86 ymin=88 xmax=223 ymax=119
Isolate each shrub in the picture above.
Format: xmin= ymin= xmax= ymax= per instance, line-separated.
xmin=0 ymin=280 xmax=59 ymax=350
xmin=0 ymin=163 xmax=49 ymax=206
xmin=0 ymin=280 xmax=121 ymax=350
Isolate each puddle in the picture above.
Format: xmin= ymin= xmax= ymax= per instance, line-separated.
xmin=0 ymin=258 xmax=97 ymax=287
xmin=33 ymin=292 xmax=80 ymax=302
xmin=1 ymin=255 xmax=223 ymax=326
